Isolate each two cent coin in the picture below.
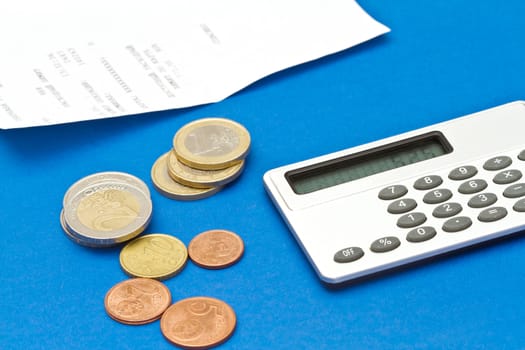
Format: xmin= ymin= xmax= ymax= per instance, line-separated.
xmin=104 ymin=278 xmax=171 ymax=325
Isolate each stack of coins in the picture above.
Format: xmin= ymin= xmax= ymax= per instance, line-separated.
xmin=60 ymin=172 xmax=153 ymax=248
xmin=151 ymin=117 xmax=251 ymax=200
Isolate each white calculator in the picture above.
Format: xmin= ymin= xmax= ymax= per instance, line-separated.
xmin=263 ymin=101 xmax=525 ymax=285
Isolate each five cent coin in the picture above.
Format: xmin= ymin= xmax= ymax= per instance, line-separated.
xmin=188 ymin=229 xmax=244 ymax=269
xmin=160 ymin=296 xmax=236 ymax=349
xmin=104 ymin=278 xmax=172 ymax=325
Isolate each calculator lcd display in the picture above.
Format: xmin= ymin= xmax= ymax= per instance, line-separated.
xmin=286 ymin=131 xmax=452 ymax=194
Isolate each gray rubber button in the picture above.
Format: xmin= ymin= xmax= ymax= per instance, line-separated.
xmin=493 ymin=169 xmax=522 ymax=184
xmin=378 ymin=185 xmax=408 ymax=200
xmin=483 ymin=156 xmax=512 ymax=171
xmin=387 ymin=198 xmax=417 ymax=214
xmin=423 ymin=188 xmax=452 ymax=204
xmin=334 ymin=247 xmax=364 ymax=263
xmin=442 ymin=216 xmax=473 ymax=232
xmin=518 ymin=150 xmax=525 ymax=161
xmin=503 ymin=183 xmax=525 ymax=198
xmin=406 ymin=226 xmax=437 ymax=242
xmin=468 ymin=193 xmax=497 ymax=208
xmin=448 ymin=166 xmax=477 ymax=180
xmin=397 ymin=212 xmax=427 ymax=228
xmin=370 ymin=236 xmax=401 ymax=253
xmin=413 ymin=175 xmax=443 ymax=190
xmin=513 ymin=198 xmax=525 ymax=212
xmin=478 ymin=207 xmax=508 ymax=222
xmin=433 ymin=202 xmax=462 ymax=218
xmin=458 ymin=179 xmax=487 ymax=194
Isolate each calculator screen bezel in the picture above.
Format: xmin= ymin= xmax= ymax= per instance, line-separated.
xmin=285 ymin=131 xmax=453 ymax=195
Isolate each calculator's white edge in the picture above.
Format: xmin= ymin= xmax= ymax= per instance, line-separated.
xmin=263 ymin=100 xmax=525 ymax=285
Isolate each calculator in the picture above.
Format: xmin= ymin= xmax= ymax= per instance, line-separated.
xmin=263 ymin=101 xmax=525 ymax=285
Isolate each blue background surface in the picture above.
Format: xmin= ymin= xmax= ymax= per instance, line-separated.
xmin=2 ymin=1 xmax=525 ymax=349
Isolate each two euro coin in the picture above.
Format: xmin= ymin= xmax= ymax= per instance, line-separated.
xmin=151 ymin=117 xmax=250 ymax=200
xmin=61 ymin=172 xmax=153 ymax=248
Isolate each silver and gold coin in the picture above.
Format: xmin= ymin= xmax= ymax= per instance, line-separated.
xmin=61 ymin=172 xmax=152 ymax=247
xmin=63 ymin=171 xmax=150 ymax=208
xmin=172 ymin=117 xmax=251 ymax=170
xmin=167 ymin=150 xmax=245 ymax=189
xmin=119 ymin=233 xmax=188 ymax=280
xmin=151 ymin=152 xmax=221 ymax=200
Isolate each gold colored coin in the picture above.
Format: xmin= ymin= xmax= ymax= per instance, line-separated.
xmin=172 ymin=117 xmax=251 ymax=170
xmin=104 ymin=278 xmax=172 ymax=325
xmin=151 ymin=152 xmax=221 ymax=200
xmin=188 ymin=229 xmax=244 ymax=269
xmin=160 ymin=296 xmax=236 ymax=349
xmin=120 ymin=234 xmax=188 ymax=280
xmin=167 ymin=150 xmax=245 ymax=189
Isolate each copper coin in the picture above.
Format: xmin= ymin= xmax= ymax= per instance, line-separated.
xmin=104 ymin=278 xmax=172 ymax=325
xmin=160 ymin=296 xmax=236 ymax=349
xmin=188 ymin=229 xmax=244 ymax=269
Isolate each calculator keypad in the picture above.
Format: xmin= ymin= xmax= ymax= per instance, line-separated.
xmin=334 ymin=150 xmax=525 ymax=264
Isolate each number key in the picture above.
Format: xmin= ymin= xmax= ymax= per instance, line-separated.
xmin=397 ymin=212 xmax=427 ymax=228
xmin=468 ymin=192 xmax=497 ymax=208
xmin=378 ymin=185 xmax=408 ymax=200
xmin=433 ymin=202 xmax=462 ymax=218
xmin=387 ymin=198 xmax=417 ymax=214
xmin=423 ymin=188 xmax=452 ymax=204
xmin=458 ymin=179 xmax=487 ymax=194
xmin=449 ymin=165 xmax=477 ymax=180
xmin=414 ymin=175 xmax=443 ymax=190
